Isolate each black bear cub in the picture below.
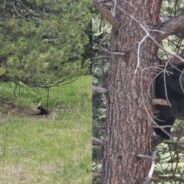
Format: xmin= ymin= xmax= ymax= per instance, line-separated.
xmin=155 ymin=63 xmax=184 ymax=139
xmin=37 ymin=105 xmax=49 ymax=115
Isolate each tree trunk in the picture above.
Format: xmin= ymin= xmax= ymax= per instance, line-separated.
xmin=102 ymin=1 xmax=162 ymax=183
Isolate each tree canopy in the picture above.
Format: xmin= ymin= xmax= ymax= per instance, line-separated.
xmin=0 ymin=0 xmax=91 ymax=87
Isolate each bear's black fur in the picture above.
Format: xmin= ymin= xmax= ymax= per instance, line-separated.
xmin=154 ymin=64 xmax=184 ymax=139
xmin=37 ymin=105 xmax=49 ymax=115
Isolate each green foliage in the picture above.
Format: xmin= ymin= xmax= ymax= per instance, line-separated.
xmin=0 ymin=0 xmax=91 ymax=87
xmin=161 ymin=0 xmax=184 ymax=16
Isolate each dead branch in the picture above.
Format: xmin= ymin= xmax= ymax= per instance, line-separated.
xmin=144 ymin=150 xmax=157 ymax=184
xmin=93 ymin=0 xmax=120 ymax=31
xmin=118 ymin=7 xmax=184 ymax=64
xmin=152 ymin=98 xmax=170 ymax=106
xmin=92 ymin=137 xmax=104 ymax=145
xmin=94 ymin=46 xmax=126 ymax=56
xmin=93 ymin=86 xmax=107 ymax=93
xmin=159 ymin=15 xmax=184 ymax=40
xmin=139 ymin=24 xmax=184 ymax=63
xmin=153 ymin=125 xmax=172 ymax=128
xmin=136 ymin=154 xmax=152 ymax=160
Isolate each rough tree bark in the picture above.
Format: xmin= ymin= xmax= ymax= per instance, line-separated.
xmin=102 ymin=1 xmax=162 ymax=183
xmin=93 ymin=0 xmax=184 ymax=183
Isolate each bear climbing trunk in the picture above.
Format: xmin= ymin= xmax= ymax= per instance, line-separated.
xmin=102 ymin=1 xmax=162 ymax=183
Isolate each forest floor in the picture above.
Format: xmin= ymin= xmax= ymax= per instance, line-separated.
xmin=0 ymin=76 xmax=91 ymax=184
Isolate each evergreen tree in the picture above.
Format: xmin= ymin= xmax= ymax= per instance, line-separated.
xmin=0 ymin=0 xmax=91 ymax=87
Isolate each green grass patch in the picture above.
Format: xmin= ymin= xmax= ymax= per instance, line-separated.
xmin=0 ymin=76 xmax=92 ymax=184
xmin=0 ymin=76 xmax=91 ymax=109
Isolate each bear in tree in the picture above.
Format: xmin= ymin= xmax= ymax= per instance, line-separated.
xmin=154 ymin=63 xmax=184 ymax=139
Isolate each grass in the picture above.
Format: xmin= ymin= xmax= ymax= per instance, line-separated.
xmin=0 ymin=76 xmax=92 ymax=184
